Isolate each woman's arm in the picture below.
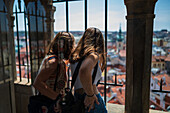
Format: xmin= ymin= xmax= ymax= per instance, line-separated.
xmin=33 ymin=58 xmax=65 ymax=100
xmin=79 ymin=53 xmax=100 ymax=112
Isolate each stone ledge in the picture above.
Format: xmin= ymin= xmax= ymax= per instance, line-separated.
xmin=14 ymin=77 xmax=32 ymax=86
xmin=106 ymin=103 xmax=168 ymax=113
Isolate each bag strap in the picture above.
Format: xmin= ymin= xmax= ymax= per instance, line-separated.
xmin=71 ymin=57 xmax=85 ymax=90
xmin=71 ymin=56 xmax=98 ymax=90
xmin=46 ymin=56 xmax=60 ymax=91
xmin=92 ymin=62 xmax=98 ymax=84
xmin=53 ymin=63 xmax=60 ymax=91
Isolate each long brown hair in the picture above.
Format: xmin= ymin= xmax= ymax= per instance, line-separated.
xmin=46 ymin=32 xmax=75 ymax=60
xmin=69 ymin=27 xmax=106 ymax=71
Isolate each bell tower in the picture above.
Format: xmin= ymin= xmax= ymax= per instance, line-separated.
xmin=116 ymin=24 xmax=124 ymax=52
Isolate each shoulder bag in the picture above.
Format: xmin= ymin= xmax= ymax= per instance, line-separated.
xmin=60 ymin=57 xmax=98 ymax=113
xmin=28 ymin=56 xmax=61 ymax=113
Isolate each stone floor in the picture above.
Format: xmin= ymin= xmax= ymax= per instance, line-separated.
xmin=106 ymin=103 xmax=168 ymax=113
xmin=14 ymin=77 xmax=31 ymax=85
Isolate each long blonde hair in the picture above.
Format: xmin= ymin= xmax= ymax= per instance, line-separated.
xmin=69 ymin=27 xmax=106 ymax=71
xmin=46 ymin=32 xmax=75 ymax=60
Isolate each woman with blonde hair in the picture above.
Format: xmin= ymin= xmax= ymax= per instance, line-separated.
xmin=69 ymin=27 xmax=107 ymax=113
xmin=31 ymin=32 xmax=75 ymax=113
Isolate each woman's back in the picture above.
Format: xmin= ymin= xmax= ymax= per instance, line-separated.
xmin=37 ymin=55 xmax=66 ymax=92
xmin=70 ymin=60 xmax=102 ymax=90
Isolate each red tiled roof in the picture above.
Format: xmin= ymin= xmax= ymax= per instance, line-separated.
xmin=152 ymin=74 xmax=170 ymax=91
xmin=153 ymin=74 xmax=170 ymax=84
xmin=112 ymin=65 xmax=126 ymax=72
xmin=165 ymin=54 xmax=170 ymax=61
xmin=107 ymin=66 xmax=111 ymax=72
xmin=165 ymin=94 xmax=170 ymax=105
xmin=112 ymin=74 xmax=126 ymax=84
xmin=152 ymin=56 xmax=166 ymax=62
xmin=150 ymin=100 xmax=166 ymax=111
xmin=119 ymin=50 xmax=126 ymax=57
xmin=109 ymin=86 xmax=125 ymax=105
xmin=108 ymin=97 xmax=121 ymax=104
xmin=20 ymin=47 xmax=30 ymax=53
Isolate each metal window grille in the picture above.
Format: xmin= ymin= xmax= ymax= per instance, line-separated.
xmin=53 ymin=0 xmax=123 ymax=104
xmin=14 ymin=0 xmax=49 ymax=84
xmin=13 ymin=0 xmax=170 ymax=107
xmin=0 ymin=5 xmax=12 ymax=84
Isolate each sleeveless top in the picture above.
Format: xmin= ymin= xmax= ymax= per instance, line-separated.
xmin=37 ymin=55 xmax=66 ymax=90
xmin=70 ymin=60 xmax=102 ymax=90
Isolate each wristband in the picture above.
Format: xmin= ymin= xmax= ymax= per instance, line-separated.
xmin=86 ymin=93 xmax=94 ymax=97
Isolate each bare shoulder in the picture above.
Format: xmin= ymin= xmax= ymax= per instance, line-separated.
xmin=79 ymin=53 xmax=99 ymax=72
xmin=86 ymin=52 xmax=99 ymax=64
xmin=43 ymin=56 xmax=58 ymax=68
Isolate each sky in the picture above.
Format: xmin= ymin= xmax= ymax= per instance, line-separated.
xmin=54 ymin=0 xmax=126 ymax=31
xmin=154 ymin=0 xmax=170 ymax=31
xmin=13 ymin=0 xmax=170 ymax=32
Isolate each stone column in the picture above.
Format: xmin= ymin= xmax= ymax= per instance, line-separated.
xmin=6 ymin=9 xmax=16 ymax=82
xmin=44 ymin=3 xmax=56 ymax=41
xmin=4 ymin=0 xmax=16 ymax=113
xmin=124 ymin=0 xmax=157 ymax=113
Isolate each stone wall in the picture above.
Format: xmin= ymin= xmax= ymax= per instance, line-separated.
xmin=14 ymin=84 xmax=33 ymax=113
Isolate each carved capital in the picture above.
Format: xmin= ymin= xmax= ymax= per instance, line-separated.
xmin=7 ymin=15 xmax=15 ymax=27
xmin=124 ymin=0 xmax=158 ymax=17
xmin=3 ymin=0 xmax=14 ymax=15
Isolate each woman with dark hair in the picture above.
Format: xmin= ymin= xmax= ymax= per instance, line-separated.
xmin=69 ymin=27 xmax=107 ymax=113
xmin=33 ymin=32 xmax=75 ymax=113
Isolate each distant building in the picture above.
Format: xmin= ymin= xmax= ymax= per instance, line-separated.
xmin=152 ymin=34 xmax=168 ymax=48
xmin=150 ymin=74 xmax=170 ymax=110
xmin=119 ymin=49 xmax=126 ymax=61
xmin=165 ymin=55 xmax=170 ymax=75
xmin=161 ymin=29 xmax=168 ymax=33
xmin=152 ymin=46 xmax=166 ymax=56
xmin=98 ymin=74 xmax=126 ymax=105
xmin=152 ymin=56 xmax=166 ymax=71
xmin=116 ymin=24 xmax=124 ymax=52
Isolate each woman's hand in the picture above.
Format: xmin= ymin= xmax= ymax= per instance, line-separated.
xmin=84 ymin=95 xmax=99 ymax=112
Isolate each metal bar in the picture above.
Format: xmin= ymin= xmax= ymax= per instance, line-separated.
xmin=0 ymin=20 xmax=5 ymax=81
xmin=84 ymin=0 xmax=87 ymax=30
xmin=24 ymin=8 xmax=30 ymax=82
xmin=53 ymin=0 xmax=81 ymax=3
xmin=152 ymin=90 xmax=170 ymax=93
xmin=160 ymin=79 xmax=162 ymax=91
xmin=104 ymin=0 xmax=108 ymax=104
xmin=31 ymin=7 xmax=33 ymax=15
xmin=151 ymin=79 xmax=170 ymax=93
xmin=115 ymin=74 xmax=117 ymax=85
xmin=66 ymin=0 xmax=69 ymax=32
xmin=98 ymin=82 xmax=123 ymax=86
xmin=18 ymin=0 xmax=21 ymax=12
xmin=8 ymin=80 xmax=13 ymax=113
xmin=35 ymin=2 xmax=40 ymax=68
xmin=39 ymin=10 xmax=41 ymax=16
xmin=15 ymin=6 xmax=22 ymax=81
xmin=67 ymin=65 xmax=70 ymax=88
xmin=67 ymin=80 xmax=123 ymax=87
xmin=28 ymin=11 xmax=33 ymax=84
xmin=14 ymin=12 xmax=47 ymax=18
xmin=42 ymin=11 xmax=45 ymax=59
xmin=13 ymin=11 xmax=24 ymax=14
xmin=4 ymin=8 xmax=10 ymax=67
xmin=16 ymin=64 xmax=28 ymax=66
